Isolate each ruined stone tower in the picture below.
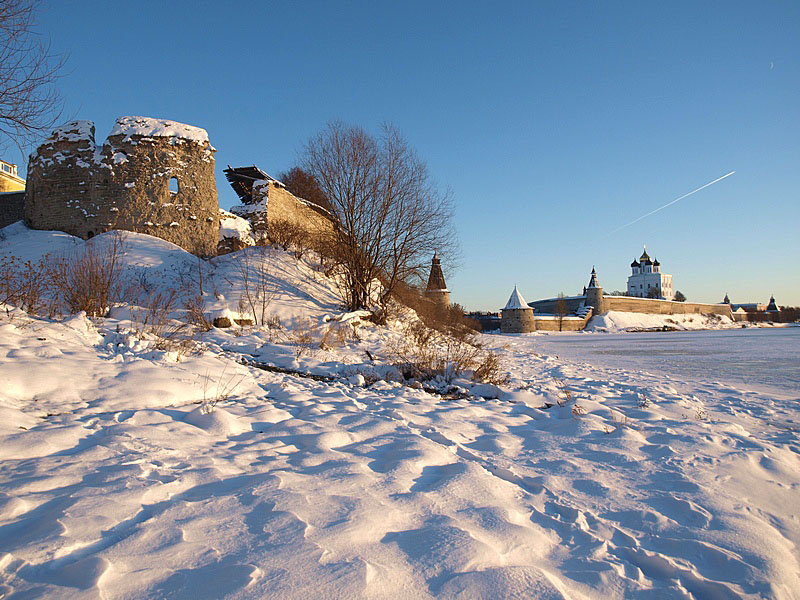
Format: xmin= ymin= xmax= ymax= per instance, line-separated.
xmin=501 ymin=286 xmax=536 ymax=333
xmin=584 ymin=267 xmax=605 ymax=316
xmin=425 ymin=253 xmax=451 ymax=309
xmin=25 ymin=117 xmax=220 ymax=256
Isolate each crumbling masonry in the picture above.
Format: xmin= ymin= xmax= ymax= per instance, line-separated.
xmin=25 ymin=117 xmax=220 ymax=255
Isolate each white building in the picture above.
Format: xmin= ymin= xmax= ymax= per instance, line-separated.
xmin=627 ymin=246 xmax=674 ymax=300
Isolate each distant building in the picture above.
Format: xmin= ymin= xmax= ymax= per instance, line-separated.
xmin=730 ymin=302 xmax=767 ymax=312
xmin=0 ymin=160 xmax=25 ymax=192
xmin=0 ymin=159 xmax=26 ymax=228
xmin=466 ymin=311 xmax=500 ymax=332
xmin=627 ymin=246 xmax=673 ymax=300
xmin=766 ymin=295 xmax=779 ymax=314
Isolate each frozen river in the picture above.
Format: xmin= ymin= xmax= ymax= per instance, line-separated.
xmin=532 ymin=326 xmax=800 ymax=397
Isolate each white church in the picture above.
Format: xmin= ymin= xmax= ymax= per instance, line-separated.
xmin=627 ymin=246 xmax=674 ymax=300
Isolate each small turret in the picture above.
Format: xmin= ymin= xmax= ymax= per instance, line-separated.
xmin=425 ymin=253 xmax=450 ymax=309
xmin=722 ymin=293 xmax=730 ymax=304
xmin=585 ymin=266 xmax=605 ymax=315
xmin=766 ymin=295 xmax=779 ymax=313
xmin=500 ymin=286 xmax=535 ymax=333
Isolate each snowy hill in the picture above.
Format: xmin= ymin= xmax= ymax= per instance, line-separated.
xmin=1 ymin=224 xmax=799 ymax=598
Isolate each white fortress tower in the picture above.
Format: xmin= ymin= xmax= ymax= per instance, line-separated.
xmin=627 ymin=246 xmax=674 ymax=300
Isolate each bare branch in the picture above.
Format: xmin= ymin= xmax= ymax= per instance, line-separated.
xmin=0 ymin=0 xmax=65 ymax=154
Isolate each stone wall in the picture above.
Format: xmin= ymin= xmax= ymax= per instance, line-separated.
xmin=25 ymin=117 xmax=219 ymax=256
xmin=529 ymin=294 xmax=731 ymax=319
xmin=528 ymin=296 xmax=585 ymax=314
xmin=231 ymin=179 xmax=336 ymax=246
xmin=260 ymin=180 xmax=335 ymax=238
xmin=534 ymin=312 xmax=593 ymax=332
xmin=0 ymin=192 xmax=25 ymax=228
xmin=602 ymin=296 xmax=732 ymax=317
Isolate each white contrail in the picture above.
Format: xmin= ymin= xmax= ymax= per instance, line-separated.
xmin=606 ymin=171 xmax=735 ymax=237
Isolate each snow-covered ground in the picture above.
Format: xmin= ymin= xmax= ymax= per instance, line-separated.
xmin=1 ymin=225 xmax=799 ymax=598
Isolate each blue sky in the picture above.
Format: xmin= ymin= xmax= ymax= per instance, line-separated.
xmin=9 ymin=1 xmax=799 ymax=309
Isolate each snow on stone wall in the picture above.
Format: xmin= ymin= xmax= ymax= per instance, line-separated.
xmin=108 ymin=116 xmax=210 ymax=145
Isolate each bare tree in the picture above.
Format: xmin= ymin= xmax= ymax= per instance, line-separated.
xmin=0 ymin=0 xmax=64 ymax=153
xmin=277 ymin=166 xmax=330 ymax=211
xmin=647 ymin=286 xmax=662 ymax=299
xmin=301 ymin=122 xmax=458 ymax=311
xmin=555 ymin=292 xmax=568 ymax=331
xmin=674 ymin=290 xmax=686 ymax=302
xmin=235 ymin=246 xmax=276 ymax=326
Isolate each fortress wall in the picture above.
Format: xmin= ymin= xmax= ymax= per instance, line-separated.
xmin=261 ymin=181 xmax=335 ymax=237
xmin=533 ymin=312 xmax=593 ymax=332
xmin=25 ymin=118 xmax=219 ymax=256
xmin=602 ymin=296 xmax=732 ymax=317
xmin=528 ymin=295 xmax=732 ymax=319
xmin=0 ymin=192 xmax=25 ymax=228
xmin=528 ymin=296 xmax=585 ymax=314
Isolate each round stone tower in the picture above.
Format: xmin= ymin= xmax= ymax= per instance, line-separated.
xmin=425 ymin=253 xmax=451 ymax=309
xmin=501 ymin=286 xmax=536 ymax=333
xmin=26 ymin=116 xmax=220 ymax=256
xmin=584 ymin=267 xmax=605 ymax=316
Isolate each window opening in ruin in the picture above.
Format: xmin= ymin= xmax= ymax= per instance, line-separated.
xmin=87 ymin=231 xmax=94 ymax=239
xmin=169 ymin=177 xmax=179 ymax=195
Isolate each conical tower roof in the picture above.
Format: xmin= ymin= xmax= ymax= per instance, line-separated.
xmin=766 ymin=295 xmax=779 ymax=311
xmin=587 ymin=267 xmax=600 ymax=289
xmin=425 ymin=253 xmax=448 ymax=292
xmin=503 ymin=286 xmax=529 ymax=310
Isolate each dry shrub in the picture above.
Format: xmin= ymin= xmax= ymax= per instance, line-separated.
xmin=184 ymin=294 xmax=213 ymax=331
xmin=200 ymin=363 xmax=246 ymax=411
xmin=390 ymin=281 xmax=476 ymax=336
xmin=234 ymin=246 xmax=275 ymax=326
xmin=472 ymin=349 xmax=509 ymax=385
xmin=552 ymin=377 xmax=573 ymax=407
xmin=128 ymin=289 xmax=200 ymax=359
xmin=50 ymin=232 xmax=126 ymax=317
xmin=0 ymin=254 xmax=55 ymax=316
xmin=289 ymin=317 xmax=316 ymax=358
xmin=387 ymin=320 xmax=502 ymax=384
xmin=605 ymin=411 xmax=633 ymax=433
xmin=266 ymin=219 xmax=310 ymax=256
xmin=319 ymin=322 xmax=348 ymax=350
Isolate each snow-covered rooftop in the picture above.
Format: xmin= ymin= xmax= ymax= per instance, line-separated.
xmin=108 ymin=116 xmax=210 ymax=144
xmin=503 ymin=286 xmax=530 ymax=310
